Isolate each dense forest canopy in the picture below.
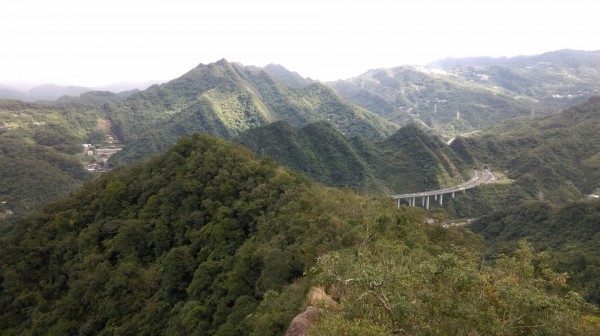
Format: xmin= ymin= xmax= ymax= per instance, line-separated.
xmin=1 ymin=134 xmax=598 ymax=335
xmin=107 ymin=59 xmax=397 ymax=165
xmin=236 ymin=121 xmax=468 ymax=194
xmin=469 ymin=200 xmax=600 ymax=307
xmin=2 ymin=53 xmax=600 ymax=334
xmin=451 ymin=96 xmax=600 ymax=201
xmin=0 ymin=99 xmax=103 ymax=221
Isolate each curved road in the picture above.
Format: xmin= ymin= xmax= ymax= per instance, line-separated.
xmin=392 ymin=168 xmax=496 ymax=208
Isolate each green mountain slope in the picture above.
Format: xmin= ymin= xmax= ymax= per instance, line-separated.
xmin=469 ymin=200 xmax=600 ymax=306
xmin=1 ymin=134 xmax=596 ymax=335
xmin=451 ymin=96 xmax=600 ymax=202
xmin=237 ymin=121 xmax=469 ymax=194
xmin=0 ymin=99 xmax=110 ymax=222
xmin=262 ymin=63 xmax=314 ymax=88
xmin=330 ymin=66 xmax=534 ymax=135
xmin=375 ymin=123 xmax=468 ymax=192
xmin=331 ymin=50 xmax=600 ymax=136
xmin=432 ymin=49 xmax=600 ymax=108
xmin=236 ymin=120 xmax=381 ymax=191
xmin=107 ymin=59 xmax=397 ymax=165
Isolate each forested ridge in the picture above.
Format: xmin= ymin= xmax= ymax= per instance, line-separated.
xmin=0 ymin=99 xmax=101 ymax=221
xmin=2 ymin=55 xmax=600 ymax=335
xmin=1 ymin=134 xmax=598 ymax=335
xmin=470 ymin=200 xmax=600 ymax=307
xmin=236 ymin=121 xmax=468 ymax=194
xmin=450 ymin=95 xmax=600 ymax=204
xmin=0 ymin=91 xmax=136 ymax=223
xmin=107 ymin=59 xmax=397 ymax=165
xmin=332 ymin=50 xmax=600 ymax=137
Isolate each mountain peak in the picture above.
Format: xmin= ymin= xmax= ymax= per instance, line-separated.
xmin=263 ymin=64 xmax=313 ymax=88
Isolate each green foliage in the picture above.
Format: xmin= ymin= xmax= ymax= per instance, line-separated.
xmin=0 ymin=134 xmax=392 ymax=335
xmin=236 ymin=120 xmax=383 ymax=191
xmin=310 ymin=232 xmax=596 ymax=336
xmin=237 ymin=121 xmax=469 ymax=194
xmin=107 ymin=59 xmax=397 ymax=165
xmin=0 ymin=134 xmax=596 ymax=334
xmin=333 ymin=50 xmax=600 ymax=137
xmin=470 ymin=199 xmax=600 ymax=307
xmin=450 ymin=96 xmax=600 ymax=206
xmin=0 ymin=99 xmax=108 ymax=222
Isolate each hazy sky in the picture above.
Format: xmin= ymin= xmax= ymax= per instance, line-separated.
xmin=2 ymin=0 xmax=598 ymax=87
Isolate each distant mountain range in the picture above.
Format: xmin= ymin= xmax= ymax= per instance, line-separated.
xmin=107 ymin=59 xmax=397 ymax=165
xmin=0 ymin=81 xmax=158 ymax=102
xmin=3 ymin=50 xmax=600 ymax=334
xmin=330 ymin=49 xmax=600 ymax=136
xmin=3 ymin=51 xmax=600 ymax=222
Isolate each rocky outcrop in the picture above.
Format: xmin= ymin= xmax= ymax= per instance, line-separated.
xmin=284 ymin=306 xmax=319 ymax=336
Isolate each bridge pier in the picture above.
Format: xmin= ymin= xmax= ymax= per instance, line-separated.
xmin=391 ymin=169 xmax=494 ymax=210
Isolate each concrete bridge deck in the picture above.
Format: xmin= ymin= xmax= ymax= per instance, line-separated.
xmin=392 ymin=168 xmax=496 ymax=209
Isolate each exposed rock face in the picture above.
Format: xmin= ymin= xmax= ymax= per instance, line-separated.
xmin=284 ymin=306 xmax=319 ymax=336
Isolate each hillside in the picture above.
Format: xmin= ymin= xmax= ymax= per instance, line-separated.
xmin=469 ymin=200 xmax=600 ymax=306
xmin=1 ymin=133 xmax=596 ymax=335
xmin=236 ymin=121 xmax=468 ymax=194
xmin=0 ymin=99 xmax=110 ymax=222
xmin=330 ymin=66 xmax=534 ymax=136
xmin=432 ymin=49 xmax=600 ymax=108
xmin=450 ymin=96 xmax=600 ymax=204
xmin=236 ymin=120 xmax=382 ymax=191
xmin=107 ymin=59 xmax=397 ymax=165
xmin=331 ymin=50 xmax=600 ymax=137
xmin=0 ymin=92 xmax=143 ymax=224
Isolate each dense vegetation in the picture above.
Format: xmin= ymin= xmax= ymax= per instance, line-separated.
xmin=107 ymin=59 xmax=396 ymax=165
xmin=450 ymin=95 xmax=600 ymax=206
xmin=237 ymin=121 xmax=468 ymax=194
xmin=469 ymin=200 xmax=600 ymax=307
xmin=0 ymin=91 xmax=145 ymax=224
xmin=331 ymin=50 xmax=600 ymax=137
xmin=1 ymin=134 xmax=597 ymax=335
xmin=0 ymin=99 xmax=109 ymax=222
xmin=331 ymin=65 xmax=534 ymax=136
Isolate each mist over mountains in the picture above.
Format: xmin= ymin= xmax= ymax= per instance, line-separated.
xmin=0 ymin=81 xmax=158 ymax=102
xmin=2 ymin=49 xmax=600 ymax=334
xmin=331 ymin=49 xmax=600 ymax=136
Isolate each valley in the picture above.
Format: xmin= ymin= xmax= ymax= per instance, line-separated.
xmin=393 ymin=166 xmax=498 ymax=208
xmin=1 ymin=50 xmax=600 ymax=335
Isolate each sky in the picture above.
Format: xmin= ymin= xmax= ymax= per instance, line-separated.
xmin=1 ymin=0 xmax=599 ymax=88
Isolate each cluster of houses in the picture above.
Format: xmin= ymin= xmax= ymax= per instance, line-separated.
xmin=83 ymin=144 xmax=122 ymax=173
